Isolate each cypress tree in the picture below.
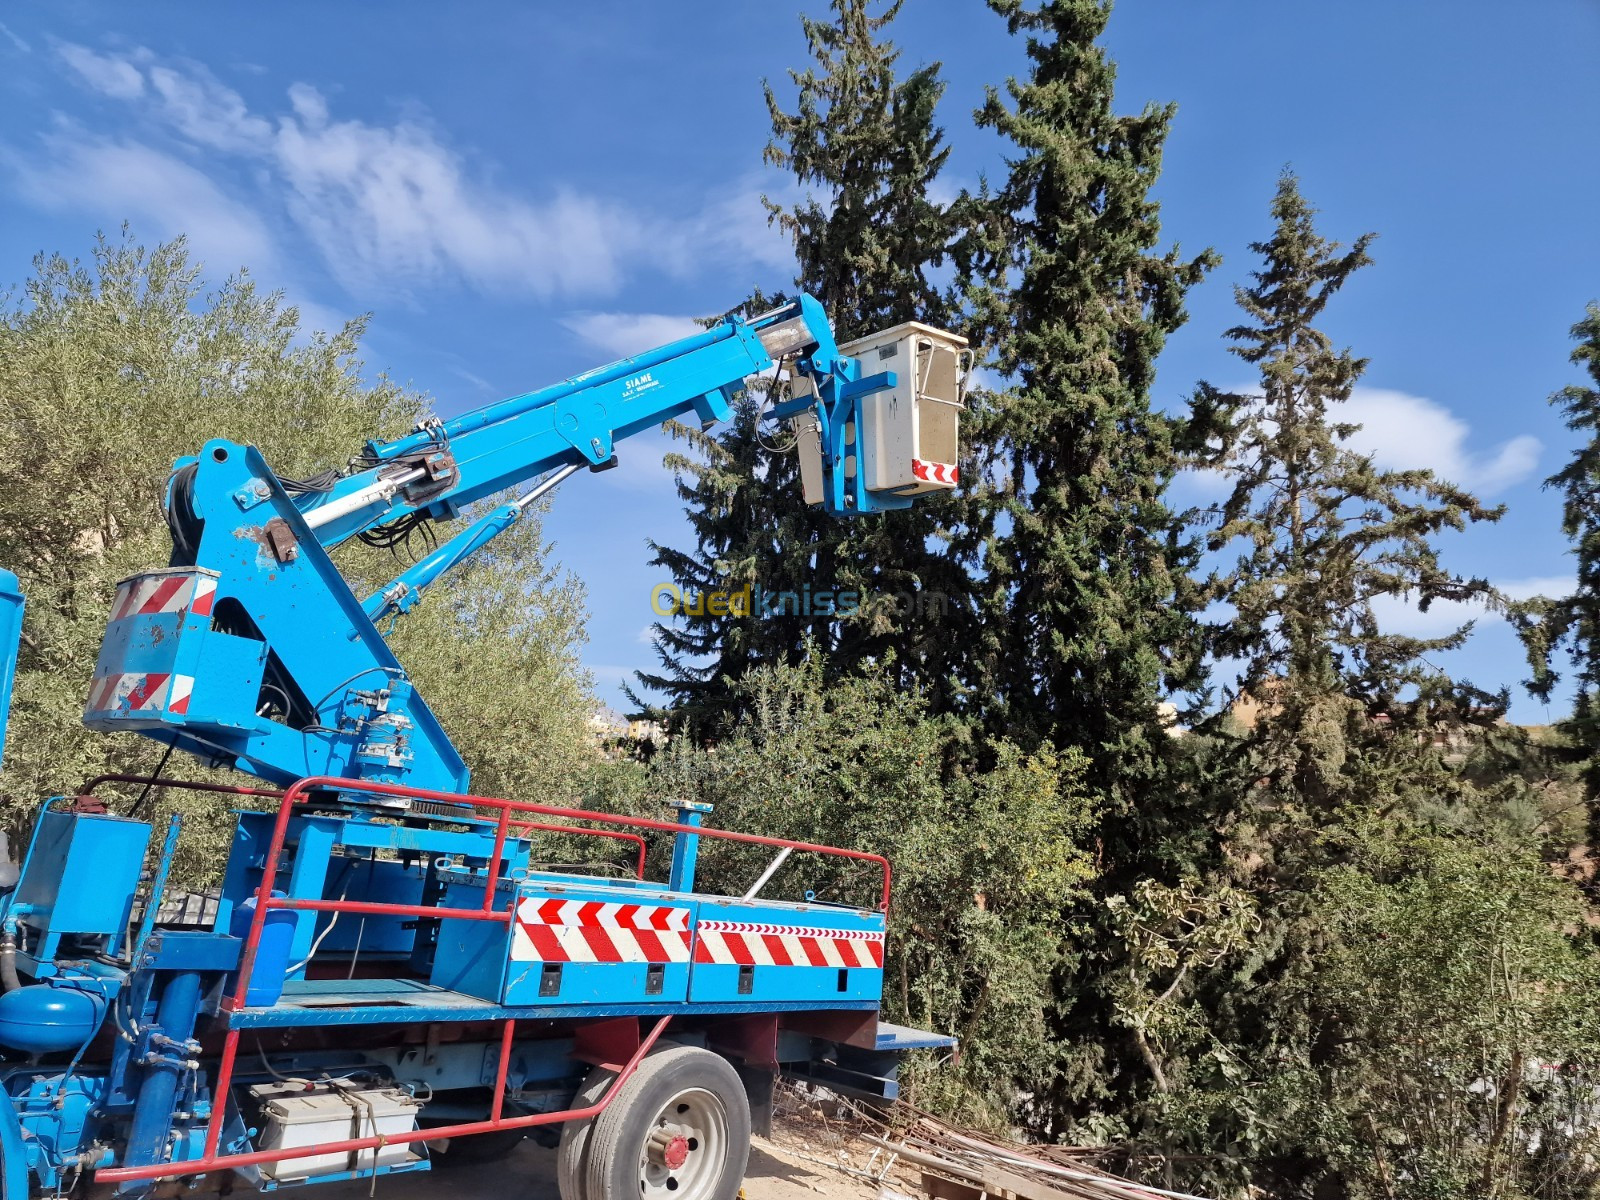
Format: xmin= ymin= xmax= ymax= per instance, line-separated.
xmin=959 ymin=0 xmax=1219 ymax=1143
xmin=638 ymin=0 xmax=967 ymax=729
xmin=965 ymin=0 xmax=1216 ymax=789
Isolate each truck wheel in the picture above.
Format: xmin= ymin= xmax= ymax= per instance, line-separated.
xmin=557 ymin=1064 xmax=617 ymax=1200
xmin=582 ymin=1046 xmax=749 ymax=1200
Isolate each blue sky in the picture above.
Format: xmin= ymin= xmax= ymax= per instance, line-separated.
xmin=0 ymin=2 xmax=1596 ymax=724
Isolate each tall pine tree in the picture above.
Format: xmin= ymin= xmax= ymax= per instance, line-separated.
xmin=1170 ymin=174 xmax=1508 ymax=1195
xmin=957 ymin=0 xmax=1219 ymax=1143
xmin=1519 ymin=301 xmax=1600 ymax=840
xmin=1202 ymin=173 xmax=1504 ymax=801
xmin=964 ymin=0 xmax=1216 ymax=790
xmin=638 ymin=0 xmax=967 ymax=730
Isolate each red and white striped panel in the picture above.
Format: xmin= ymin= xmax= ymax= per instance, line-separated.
xmin=511 ymin=898 xmax=692 ymax=965
xmin=693 ymin=920 xmax=884 ymax=969
xmin=84 ymin=672 xmax=194 ymax=715
xmin=911 ymin=459 xmax=958 ymax=485
xmin=108 ymin=572 xmax=217 ymax=623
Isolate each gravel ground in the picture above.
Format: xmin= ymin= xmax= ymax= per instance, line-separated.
xmin=310 ymin=1127 xmax=890 ymax=1200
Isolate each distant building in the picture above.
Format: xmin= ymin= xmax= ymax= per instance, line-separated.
xmin=587 ymin=707 xmax=629 ymax=749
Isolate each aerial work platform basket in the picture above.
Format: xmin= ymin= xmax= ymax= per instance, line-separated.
xmin=793 ymin=322 xmax=970 ymax=506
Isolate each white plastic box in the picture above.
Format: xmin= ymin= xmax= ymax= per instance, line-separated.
xmin=250 ymin=1081 xmax=423 ymax=1181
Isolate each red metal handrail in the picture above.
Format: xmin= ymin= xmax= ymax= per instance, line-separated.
xmin=509 ymin=819 xmax=649 ymax=881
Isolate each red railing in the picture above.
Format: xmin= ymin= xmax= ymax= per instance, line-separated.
xmin=95 ymin=773 xmax=891 ymax=1183
xmin=81 ymin=775 xmax=650 ymax=878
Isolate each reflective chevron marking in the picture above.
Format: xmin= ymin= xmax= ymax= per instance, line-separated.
xmin=692 ymin=919 xmax=884 ymax=969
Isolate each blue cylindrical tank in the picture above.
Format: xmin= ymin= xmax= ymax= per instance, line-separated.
xmin=0 ymin=984 xmax=105 ymax=1054
xmin=228 ymin=892 xmax=297 ymax=1007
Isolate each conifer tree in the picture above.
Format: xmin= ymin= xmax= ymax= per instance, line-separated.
xmin=1202 ymin=173 xmax=1504 ymax=803
xmin=958 ymin=0 xmax=1219 ymax=1144
xmin=1163 ymin=175 xmax=1509 ymax=1194
xmin=1519 ymin=301 xmax=1600 ymax=833
xmin=965 ymin=0 xmax=1216 ymax=790
xmin=639 ymin=0 xmax=966 ymax=729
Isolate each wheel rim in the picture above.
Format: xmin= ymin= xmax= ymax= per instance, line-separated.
xmin=637 ymin=1086 xmax=728 ymax=1197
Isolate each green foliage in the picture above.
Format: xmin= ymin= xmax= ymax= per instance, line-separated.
xmin=1310 ymin=823 xmax=1600 ymax=1200
xmin=641 ymin=0 xmax=971 ymax=728
xmin=645 ymin=656 xmax=1095 ymax=1127
xmin=0 ymin=231 xmax=596 ymax=881
xmin=962 ymin=0 xmax=1217 ymax=772
xmin=1517 ymin=301 xmax=1600 ymax=839
xmin=1198 ymin=173 xmax=1505 ymax=806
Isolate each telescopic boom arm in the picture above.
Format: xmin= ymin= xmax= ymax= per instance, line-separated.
xmin=83 ymin=294 xmax=945 ymax=802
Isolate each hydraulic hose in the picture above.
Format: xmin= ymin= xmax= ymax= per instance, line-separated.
xmin=0 ymin=931 xmax=21 ymax=993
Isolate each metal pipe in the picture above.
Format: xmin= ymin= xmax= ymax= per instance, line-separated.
xmin=742 ymin=846 xmax=793 ymax=901
xmin=302 ymin=467 xmax=426 ymax=531
xmin=507 ymin=820 xmax=648 ymax=880
xmin=122 ymin=970 xmax=203 ymax=1178
xmin=276 ymin=775 xmax=892 ymax=912
xmin=361 ymin=464 xmax=583 ymax=622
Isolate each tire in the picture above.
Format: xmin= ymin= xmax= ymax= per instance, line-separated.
xmin=557 ymin=1063 xmax=617 ymax=1200
xmin=582 ymin=1045 xmax=750 ymax=1200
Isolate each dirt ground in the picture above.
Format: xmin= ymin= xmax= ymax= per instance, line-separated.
xmin=321 ymin=1119 xmax=906 ymax=1200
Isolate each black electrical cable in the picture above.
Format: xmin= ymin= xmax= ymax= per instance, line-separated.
xmin=127 ymin=742 xmax=175 ymax=818
xmin=278 ymin=468 xmax=342 ymax=496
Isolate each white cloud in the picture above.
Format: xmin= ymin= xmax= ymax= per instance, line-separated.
xmin=9 ymin=129 xmax=275 ymax=273
xmin=272 ymin=90 xmax=644 ymax=297
xmin=56 ymin=43 xmax=143 ymax=98
xmin=1342 ymin=387 xmax=1540 ymax=492
xmin=1178 ymin=386 xmax=1541 ymax=500
xmin=0 ymin=23 xmax=31 ymax=54
xmin=146 ymin=63 xmax=271 ymax=153
xmin=43 ymin=43 xmax=789 ymax=303
xmin=561 ymin=313 xmax=706 ymax=360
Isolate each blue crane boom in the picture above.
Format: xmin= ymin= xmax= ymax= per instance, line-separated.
xmin=81 ymin=294 xmax=946 ymax=801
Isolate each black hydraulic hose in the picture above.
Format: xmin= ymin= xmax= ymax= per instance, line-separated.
xmin=0 ymin=931 xmax=21 ymax=993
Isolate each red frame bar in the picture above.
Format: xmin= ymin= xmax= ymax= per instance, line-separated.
xmin=97 ymin=1016 xmax=673 ymax=1184
xmin=96 ymin=773 xmax=890 ymax=1185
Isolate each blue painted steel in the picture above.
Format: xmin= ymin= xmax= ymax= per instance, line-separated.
xmin=362 ymin=499 xmax=522 ymax=623
xmin=120 ymin=970 xmax=203 ymax=1192
xmin=6 ymin=1067 xmax=109 ymax=1192
xmin=687 ymin=897 xmax=886 ymax=1006
xmin=226 ymin=976 xmax=880 ymax=1028
xmin=132 ymin=815 xmax=183 ymax=967
xmin=0 ymin=570 xmax=22 ymax=772
xmin=667 ymin=800 xmax=711 ymax=893
xmin=873 ymin=1021 xmax=959 ymax=1052
xmin=0 ymin=985 xmax=104 ymax=1054
xmin=141 ymin=932 xmax=241 ymax=973
xmin=10 ymin=811 xmax=150 ymax=960
xmin=0 ymin=1070 xmax=30 ymax=1200
xmin=429 ymin=878 xmax=696 ymax=1006
xmin=81 ymin=295 xmax=906 ymax=797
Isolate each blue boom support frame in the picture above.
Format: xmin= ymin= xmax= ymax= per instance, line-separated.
xmin=82 ymin=295 xmax=903 ymax=795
